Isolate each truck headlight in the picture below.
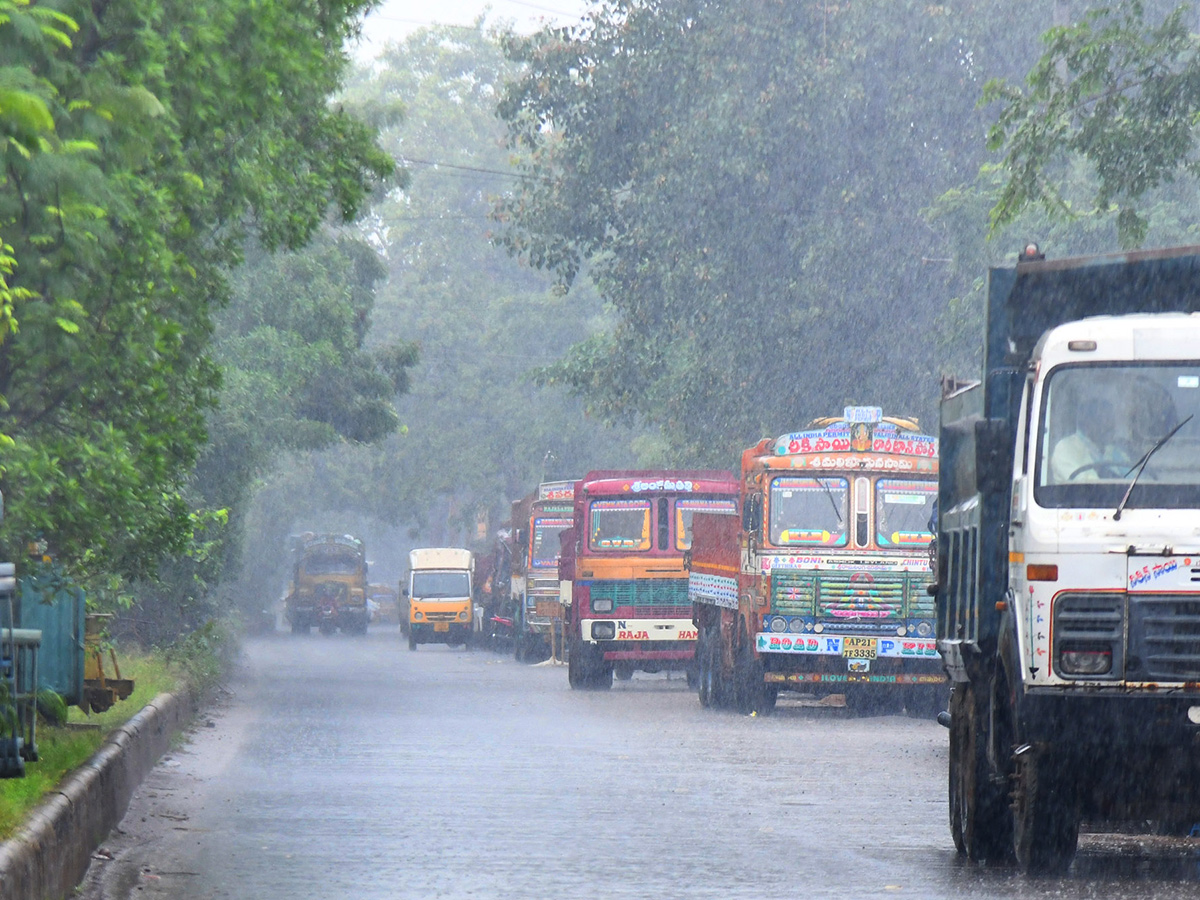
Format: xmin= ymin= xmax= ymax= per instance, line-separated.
xmin=592 ymin=598 xmax=614 ymax=613
xmin=591 ymin=621 xmax=616 ymax=640
xmin=458 ymin=610 xmax=469 ymax=621
xmin=413 ymin=611 xmax=424 ymax=621
xmin=1058 ymin=644 xmax=1112 ymax=676
xmin=915 ymin=621 xmax=933 ymax=638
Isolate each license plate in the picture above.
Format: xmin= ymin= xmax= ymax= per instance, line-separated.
xmin=842 ymin=637 xmax=877 ymax=659
xmin=434 ymin=622 xmax=450 ymax=632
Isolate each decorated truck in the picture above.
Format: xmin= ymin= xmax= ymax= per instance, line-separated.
xmin=688 ymin=409 xmax=944 ymax=715
xmin=937 ymin=243 xmax=1200 ymax=872
xmin=510 ymin=480 xmax=576 ymax=662
xmin=559 ymin=470 xmax=739 ymax=689
xmin=402 ymin=547 xmax=474 ymax=650
xmin=285 ymin=533 xmax=369 ymax=635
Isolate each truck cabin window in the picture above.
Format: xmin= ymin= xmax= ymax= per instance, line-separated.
xmin=303 ymin=554 xmax=359 ymax=576
xmin=411 ymin=571 xmax=470 ymax=598
xmin=1036 ymin=363 xmax=1200 ymax=508
xmin=768 ymin=477 xmax=849 ymax=547
xmin=531 ymin=517 xmax=572 ymax=567
xmin=588 ymin=500 xmax=652 ymax=551
xmin=675 ymin=498 xmax=738 ymax=550
xmin=875 ymin=480 xmax=936 ymax=547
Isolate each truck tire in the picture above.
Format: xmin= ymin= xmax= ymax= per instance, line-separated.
xmin=698 ymin=629 xmax=716 ymax=708
xmin=948 ymin=682 xmax=1011 ymax=862
xmin=733 ymin=643 xmax=770 ymax=715
xmin=1012 ymin=746 xmax=1079 ymax=874
xmin=408 ymin=633 xmax=418 ymax=651
xmin=568 ymin=639 xmax=585 ymax=689
xmin=614 ymin=664 xmax=634 ymax=681
xmin=590 ymin=663 xmax=614 ymax=690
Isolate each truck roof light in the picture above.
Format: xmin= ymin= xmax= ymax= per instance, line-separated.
xmin=1027 ymin=564 xmax=1058 ymax=582
xmin=1067 ymin=340 xmax=1097 ymax=352
xmin=1018 ymin=242 xmax=1045 ymax=261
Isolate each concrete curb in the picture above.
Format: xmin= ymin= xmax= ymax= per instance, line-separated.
xmin=0 ymin=691 xmax=197 ymax=900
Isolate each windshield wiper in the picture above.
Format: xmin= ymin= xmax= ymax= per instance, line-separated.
xmin=817 ymin=478 xmax=843 ymax=524
xmin=1113 ymin=414 xmax=1193 ymax=521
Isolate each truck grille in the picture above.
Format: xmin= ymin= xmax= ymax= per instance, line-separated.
xmin=1130 ymin=595 xmax=1200 ymax=681
xmin=770 ymin=571 xmax=932 ymax=620
xmin=590 ymin=579 xmax=689 ymax=609
xmin=771 ymin=572 xmax=816 ymax=615
xmin=817 ymin=572 xmax=903 ymax=621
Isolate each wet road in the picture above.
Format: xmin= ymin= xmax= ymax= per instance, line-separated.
xmin=80 ymin=629 xmax=1200 ymax=899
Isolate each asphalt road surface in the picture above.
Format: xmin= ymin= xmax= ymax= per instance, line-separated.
xmin=78 ymin=629 xmax=1200 ymax=899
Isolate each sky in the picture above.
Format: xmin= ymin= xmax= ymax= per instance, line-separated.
xmin=356 ymin=0 xmax=592 ymax=58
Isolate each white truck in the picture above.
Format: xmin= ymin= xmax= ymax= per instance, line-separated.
xmin=402 ymin=548 xmax=474 ymax=651
xmin=938 ymin=243 xmax=1200 ymax=873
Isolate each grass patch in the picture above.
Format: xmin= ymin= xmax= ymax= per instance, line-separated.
xmin=0 ymin=649 xmax=181 ymax=839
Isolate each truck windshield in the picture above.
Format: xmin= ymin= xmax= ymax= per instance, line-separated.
xmin=875 ymin=479 xmax=936 ymax=547
xmin=1036 ymin=362 xmax=1200 ymax=508
xmin=531 ymin=517 xmax=572 ymax=567
xmin=675 ymin=498 xmax=738 ymax=550
xmin=411 ymin=571 xmax=470 ymax=598
xmin=303 ymin=555 xmax=359 ymax=576
xmin=588 ymin=499 xmax=651 ymax=551
xmin=768 ymin=477 xmax=849 ymax=547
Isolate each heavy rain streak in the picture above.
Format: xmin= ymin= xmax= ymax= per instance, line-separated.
xmin=4 ymin=0 xmax=1200 ymax=898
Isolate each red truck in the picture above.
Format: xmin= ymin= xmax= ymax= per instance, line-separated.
xmin=559 ymin=470 xmax=738 ymax=689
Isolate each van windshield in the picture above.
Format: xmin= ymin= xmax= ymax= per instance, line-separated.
xmin=411 ymin=571 xmax=470 ymax=598
xmin=1036 ymin=362 xmax=1200 ymax=508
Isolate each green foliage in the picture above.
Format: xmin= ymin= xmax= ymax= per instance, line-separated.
xmin=496 ymin=0 xmax=1049 ymax=457
xmin=234 ymin=23 xmax=640 ymax=584
xmin=0 ymin=0 xmax=394 ymax=588
xmin=984 ymin=2 xmax=1200 ymax=248
xmin=163 ymin=618 xmax=234 ymax=698
xmin=34 ymin=689 xmax=66 ymax=727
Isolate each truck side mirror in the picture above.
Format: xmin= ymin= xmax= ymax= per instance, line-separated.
xmin=975 ymin=418 xmax=1011 ymax=495
xmin=742 ymin=494 xmax=762 ymax=533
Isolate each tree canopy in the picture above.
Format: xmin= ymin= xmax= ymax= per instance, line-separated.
xmin=0 ymin=0 xmax=394 ymax=581
xmin=495 ymin=0 xmax=1051 ymax=460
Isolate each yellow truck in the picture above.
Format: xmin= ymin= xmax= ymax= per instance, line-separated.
xmin=401 ymin=548 xmax=474 ymax=650
xmin=285 ymin=533 xmax=369 ymax=635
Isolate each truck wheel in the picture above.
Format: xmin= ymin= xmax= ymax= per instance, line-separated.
xmin=1012 ymin=746 xmax=1079 ymax=874
xmin=733 ymin=644 xmax=768 ymax=715
xmin=568 ymin=639 xmax=585 ymax=689
xmin=614 ymin=664 xmax=634 ymax=681
xmin=948 ymin=683 xmax=1011 ymax=862
xmin=590 ymin=663 xmax=614 ymax=690
xmin=685 ymin=664 xmax=699 ymax=690
xmin=408 ymin=633 xmax=417 ymax=651
xmin=697 ymin=629 xmax=716 ymax=708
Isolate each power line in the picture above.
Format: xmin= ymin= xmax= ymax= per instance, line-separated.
xmin=400 ymin=156 xmax=519 ymax=178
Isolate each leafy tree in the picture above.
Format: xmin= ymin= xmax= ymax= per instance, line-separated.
xmin=235 ymin=23 xmax=642 ymax=593
xmin=0 ymin=0 xmax=394 ymax=585
xmin=496 ymin=0 xmax=1052 ymax=459
xmin=985 ymin=1 xmax=1200 ymax=249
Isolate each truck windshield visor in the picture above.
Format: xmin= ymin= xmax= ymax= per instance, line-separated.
xmin=768 ymin=476 xmax=848 ymax=547
xmin=675 ymin=498 xmax=738 ymax=550
xmin=303 ymin=554 xmax=359 ymax=576
xmin=1037 ymin=362 xmax=1200 ymax=508
xmin=531 ymin=517 xmax=572 ymax=567
xmin=875 ymin=480 xmax=936 ymax=547
xmin=411 ymin=571 xmax=470 ymax=598
xmin=588 ymin=500 xmax=651 ymax=551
